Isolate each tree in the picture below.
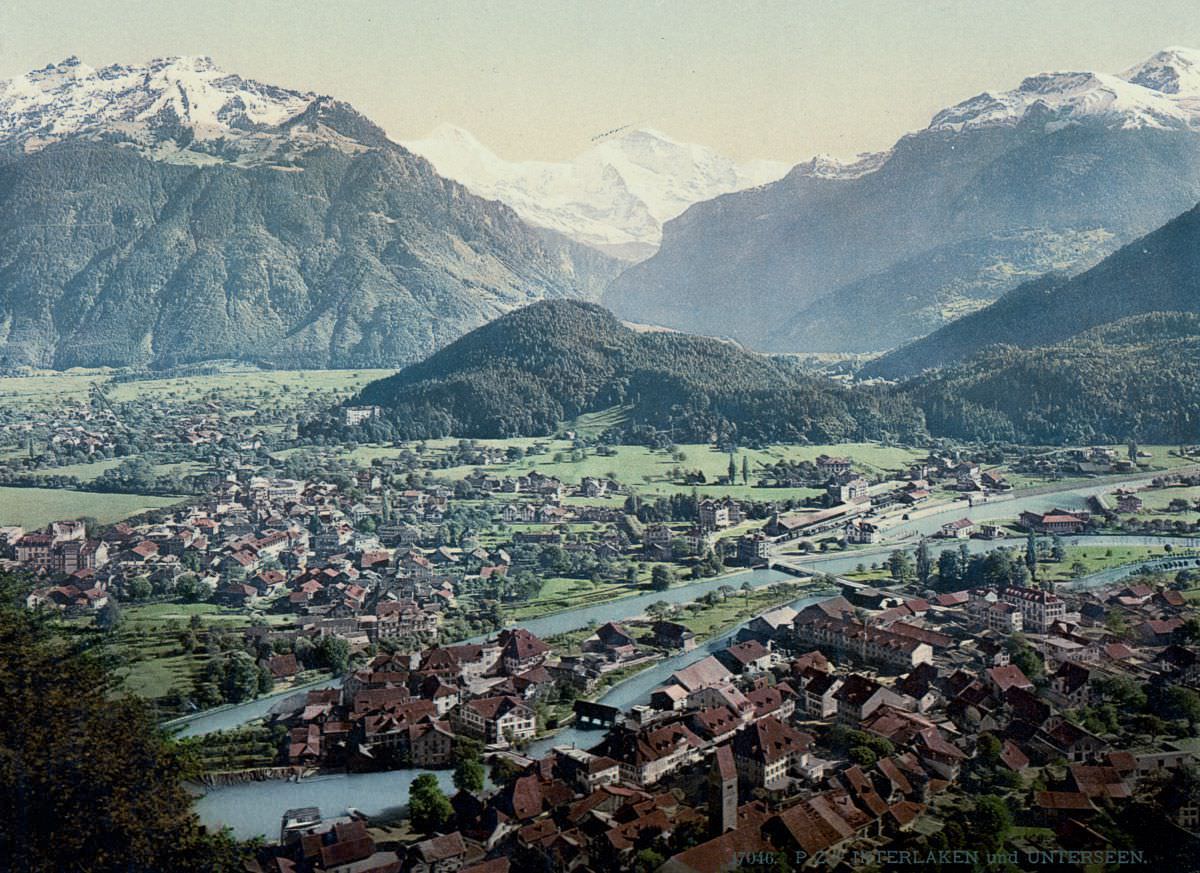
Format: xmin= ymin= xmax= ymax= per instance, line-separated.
xmin=650 ymin=564 xmax=674 ymax=591
xmin=175 ymin=574 xmax=206 ymax=602
xmin=916 ymin=540 xmax=932 ymax=587
xmin=646 ymin=600 xmax=672 ymax=620
xmin=126 ymin=576 xmax=152 ymax=601
xmin=1025 ymin=531 xmax=1039 ymax=581
xmin=633 ymin=847 xmax=667 ymax=873
xmin=95 ymin=598 xmax=122 ymax=632
xmin=408 ymin=773 xmax=452 ymax=834
xmin=220 ymin=652 xmax=262 ymax=704
xmin=0 ymin=586 xmax=253 ymax=871
xmin=937 ymin=550 xmax=961 ymax=589
xmin=1104 ymin=611 xmax=1130 ymax=639
xmin=1096 ymin=675 xmax=1147 ymax=711
xmin=315 ymin=635 xmax=351 ymax=674
xmin=453 ymin=739 xmax=485 ymax=794
xmin=972 ymin=796 xmax=1013 ymax=851
xmin=1167 ymin=687 xmax=1200 ymax=732
xmin=742 ymin=455 xmax=750 ymax=485
xmin=848 ymin=746 xmax=877 ymax=767
xmin=887 ymin=549 xmax=914 ymax=583
xmin=1007 ymin=635 xmax=1043 ymax=680
xmin=728 ymin=453 xmax=737 ymax=484
xmin=977 ymin=733 xmax=1002 ymax=765
xmin=1051 ymin=535 xmax=1067 ymax=563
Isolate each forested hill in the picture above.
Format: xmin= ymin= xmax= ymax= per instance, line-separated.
xmin=343 ymin=300 xmax=927 ymax=443
xmin=907 ymin=313 xmax=1200 ymax=444
xmin=866 ymin=201 xmax=1200 ymax=379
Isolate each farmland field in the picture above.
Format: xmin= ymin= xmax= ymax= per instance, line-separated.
xmin=312 ymin=439 xmax=925 ymax=501
xmin=0 ymin=485 xmax=181 ymax=527
xmin=0 ymin=366 xmax=389 ymax=412
xmin=446 ymin=441 xmax=923 ymax=500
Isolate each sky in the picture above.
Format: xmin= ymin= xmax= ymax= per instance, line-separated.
xmin=3 ymin=1 xmax=1200 ymax=163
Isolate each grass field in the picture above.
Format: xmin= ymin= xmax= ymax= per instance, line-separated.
xmin=430 ymin=440 xmax=923 ymax=500
xmin=0 ymin=367 xmax=390 ymax=411
xmin=565 ymin=405 xmax=632 ymax=438
xmin=839 ymin=544 xmax=1175 ymax=586
xmin=1119 ymin=485 xmax=1200 ymax=524
xmin=674 ymin=581 xmax=811 ymax=638
xmin=64 ymin=601 xmax=295 ymax=706
xmin=501 ymin=576 xmax=636 ymax=621
xmin=0 ymin=485 xmax=181 ymax=527
xmin=26 ymin=457 xmax=127 ymax=480
xmin=271 ymin=438 xmax=919 ymax=501
xmin=1039 ymin=545 xmax=1171 ymax=582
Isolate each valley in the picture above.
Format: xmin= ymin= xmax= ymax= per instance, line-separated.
xmin=4 ymin=26 xmax=1200 ymax=873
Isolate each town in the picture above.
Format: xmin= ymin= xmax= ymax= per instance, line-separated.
xmin=4 ymin=376 xmax=1200 ymax=871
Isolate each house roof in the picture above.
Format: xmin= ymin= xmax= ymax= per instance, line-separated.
xmin=465 ymin=695 xmax=531 ymax=721
xmin=732 ymin=715 xmax=813 ymax=765
xmin=723 ymin=639 xmax=770 ymax=665
xmin=413 ymin=831 xmax=466 ymax=862
xmin=714 ymin=745 xmax=736 ymax=782
xmin=691 ymin=706 xmax=742 ymax=739
xmin=987 ymin=664 xmax=1033 ymax=692
xmin=499 ymin=628 xmax=550 ymax=661
xmin=670 ymin=656 xmax=734 ymax=692
xmin=999 ymin=740 xmax=1030 ymax=772
xmin=771 ymin=790 xmax=865 ymax=855
xmin=1069 ymin=765 xmax=1132 ymax=799
xmin=834 ymin=674 xmax=884 ymax=706
xmin=1035 ymin=791 xmax=1094 ymax=811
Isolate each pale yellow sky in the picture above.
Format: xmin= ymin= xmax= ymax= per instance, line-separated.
xmin=2 ymin=1 xmax=1200 ymax=163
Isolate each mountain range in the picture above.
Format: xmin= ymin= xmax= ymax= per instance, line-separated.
xmin=343 ymin=296 xmax=1200 ymax=447
xmin=603 ymin=47 xmax=1200 ymax=353
xmin=0 ymin=56 xmax=618 ymax=370
xmin=403 ymin=125 xmax=790 ymax=260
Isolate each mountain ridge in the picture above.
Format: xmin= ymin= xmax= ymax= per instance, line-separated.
xmin=865 ymin=200 xmax=1200 ymax=379
xmin=907 ymin=311 xmax=1200 ymax=444
xmin=603 ymin=47 xmax=1200 ymax=353
xmin=0 ymin=57 xmax=620 ymax=369
xmin=402 ymin=124 xmax=791 ymax=258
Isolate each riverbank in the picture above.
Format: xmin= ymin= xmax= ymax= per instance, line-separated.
xmin=192 ymin=576 xmax=834 ymax=839
xmin=194 ymin=766 xmax=308 ymax=788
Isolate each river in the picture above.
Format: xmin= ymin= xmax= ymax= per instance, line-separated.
xmin=192 ymin=568 xmax=822 ymax=839
xmin=174 ymin=566 xmax=801 ymax=738
xmin=188 ymin=468 xmax=1200 ymax=838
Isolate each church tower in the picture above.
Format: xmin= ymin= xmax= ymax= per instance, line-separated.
xmin=709 ymin=744 xmax=738 ymax=834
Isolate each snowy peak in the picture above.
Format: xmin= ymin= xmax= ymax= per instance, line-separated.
xmin=0 ymin=55 xmax=377 ymax=165
xmin=928 ymin=47 xmax=1200 ymax=134
xmin=402 ymin=124 xmax=791 ymax=254
xmin=790 ymin=150 xmax=892 ymax=180
xmin=1121 ymin=46 xmax=1200 ymax=94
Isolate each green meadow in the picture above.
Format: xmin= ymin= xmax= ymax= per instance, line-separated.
xmin=0 ymin=486 xmax=181 ymax=528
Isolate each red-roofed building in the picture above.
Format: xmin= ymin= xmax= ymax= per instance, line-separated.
xmin=732 ymin=715 xmax=813 ymax=790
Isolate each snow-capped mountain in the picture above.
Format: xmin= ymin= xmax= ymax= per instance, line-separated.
xmin=929 ymin=46 xmax=1200 ymax=133
xmin=0 ymin=57 xmax=620 ymax=370
xmin=604 ymin=47 xmax=1200 ymax=352
xmin=403 ymin=124 xmax=791 ymax=258
xmin=0 ymin=55 xmax=384 ymax=166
